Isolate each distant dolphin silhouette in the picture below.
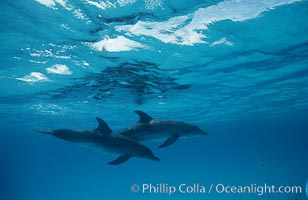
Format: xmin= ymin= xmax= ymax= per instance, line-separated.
xmin=120 ymin=111 xmax=208 ymax=148
xmin=35 ymin=117 xmax=160 ymax=165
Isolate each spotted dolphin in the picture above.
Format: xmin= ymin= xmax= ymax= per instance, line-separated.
xmin=35 ymin=117 xmax=160 ymax=165
xmin=120 ymin=111 xmax=208 ymax=148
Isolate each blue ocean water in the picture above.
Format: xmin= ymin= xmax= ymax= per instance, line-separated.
xmin=1 ymin=0 xmax=308 ymax=199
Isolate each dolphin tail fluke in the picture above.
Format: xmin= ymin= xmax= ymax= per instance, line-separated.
xmin=108 ymin=155 xmax=130 ymax=165
xmin=33 ymin=129 xmax=54 ymax=134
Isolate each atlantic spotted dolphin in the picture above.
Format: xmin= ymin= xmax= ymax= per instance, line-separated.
xmin=35 ymin=117 xmax=160 ymax=165
xmin=120 ymin=111 xmax=208 ymax=148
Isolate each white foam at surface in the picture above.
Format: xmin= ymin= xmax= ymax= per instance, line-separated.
xmin=85 ymin=0 xmax=116 ymax=10
xmin=84 ymin=0 xmax=136 ymax=10
xmin=35 ymin=0 xmax=71 ymax=10
xmin=210 ymin=37 xmax=234 ymax=47
xmin=46 ymin=64 xmax=72 ymax=75
xmin=60 ymin=24 xmax=71 ymax=31
xmin=30 ymin=53 xmax=41 ymax=57
xmin=117 ymin=0 xmax=136 ymax=7
xmin=91 ymin=36 xmax=146 ymax=52
xmin=35 ymin=0 xmax=90 ymax=23
xmin=73 ymin=9 xmax=91 ymax=24
xmin=116 ymin=15 xmax=191 ymax=44
xmin=144 ymin=0 xmax=163 ymax=10
xmin=82 ymin=61 xmax=90 ymax=67
xmin=16 ymin=72 xmax=49 ymax=83
xmin=35 ymin=0 xmax=56 ymax=9
xmin=116 ymin=0 xmax=302 ymax=45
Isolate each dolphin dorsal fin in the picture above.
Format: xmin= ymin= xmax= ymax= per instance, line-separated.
xmin=96 ymin=117 xmax=112 ymax=134
xmin=134 ymin=110 xmax=153 ymax=123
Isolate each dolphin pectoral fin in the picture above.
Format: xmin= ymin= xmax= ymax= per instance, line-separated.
xmin=159 ymin=135 xmax=179 ymax=148
xmin=134 ymin=110 xmax=153 ymax=123
xmin=108 ymin=155 xmax=130 ymax=165
xmin=96 ymin=117 xmax=113 ymax=134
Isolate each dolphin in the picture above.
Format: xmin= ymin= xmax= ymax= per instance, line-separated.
xmin=120 ymin=111 xmax=208 ymax=148
xmin=35 ymin=117 xmax=160 ymax=165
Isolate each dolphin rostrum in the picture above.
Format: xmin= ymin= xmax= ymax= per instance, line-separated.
xmin=35 ymin=117 xmax=160 ymax=165
xmin=120 ymin=111 xmax=208 ymax=148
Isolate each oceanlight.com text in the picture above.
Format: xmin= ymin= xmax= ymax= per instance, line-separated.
xmin=215 ymin=183 xmax=302 ymax=196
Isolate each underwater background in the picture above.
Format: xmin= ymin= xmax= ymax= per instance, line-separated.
xmin=0 ymin=0 xmax=308 ymax=199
